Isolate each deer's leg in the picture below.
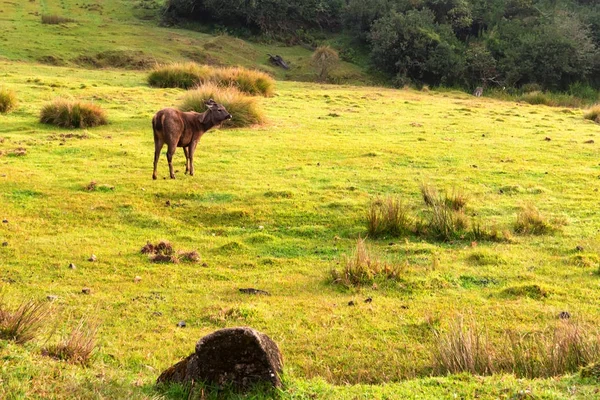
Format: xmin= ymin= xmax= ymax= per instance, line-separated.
xmin=188 ymin=140 xmax=200 ymax=176
xmin=153 ymin=140 xmax=164 ymax=180
xmin=166 ymin=143 xmax=177 ymax=179
xmin=183 ymin=146 xmax=190 ymax=175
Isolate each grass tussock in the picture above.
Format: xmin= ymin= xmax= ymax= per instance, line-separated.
xmin=433 ymin=316 xmax=600 ymax=378
xmin=500 ymin=284 xmax=549 ymax=300
xmin=367 ymin=196 xmax=413 ymax=237
xmin=142 ymin=240 xmax=199 ymax=263
xmin=330 ymin=237 xmax=403 ymax=287
xmin=0 ymin=88 xmax=17 ymax=113
xmin=179 ymin=83 xmax=265 ymax=128
xmin=518 ymin=91 xmax=585 ymax=108
xmin=41 ymin=15 xmax=76 ymax=24
xmin=40 ymin=99 xmax=107 ymax=128
xmin=514 ymin=204 xmax=553 ymax=235
xmin=0 ymin=300 xmax=49 ymax=344
xmin=148 ymin=63 xmax=275 ymax=96
xmin=44 ymin=319 xmax=98 ymax=366
xmin=584 ymin=104 xmax=600 ymax=123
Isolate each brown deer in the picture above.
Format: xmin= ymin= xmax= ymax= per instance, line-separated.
xmin=152 ymin=99 xmax=232 ymax=180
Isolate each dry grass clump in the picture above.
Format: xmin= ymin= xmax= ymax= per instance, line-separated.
xmin=142 ymin=240 xmax=199 ymax=263
xmin=0 ymin=88 xmax=17 ymax=113
xmin=331 ymin=237 xmax=403 ymax=287
xmin=514 ymin=204 xmax=553 ymax=235
xmin=419 ymin=184 xmax=468 ymax=241
xmin=179 ymin=83 xmax=265 ymax=128
xmin=44 ymin=319 xmax=98 ymax=366
xmin=432 ymin=316 xmax=494 ymax=375
xmin=311 ymin=46 xmax=340 ymax=82
xmin=367 ymin=196 xmax=413 ymax=237
xmin=40 ymin=99 xmax=107 ymax=128
xmin=584 ymin=104 xmax=600 ymax=123
xmin=179 ymin=251 xmax=201 ymax=262
xmin=41 ymin=15 xmax=76 ymax=24
xmin=148 ymin=63 xmax=275 ymax=96
xmin=0 ymin=299 xmax=49 ymax=344
xmin=147 ymin=62 xmax=212 ymax=89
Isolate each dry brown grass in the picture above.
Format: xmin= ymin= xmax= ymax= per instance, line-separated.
xmin=0 ymin=88 xmax=17 ymax=113
xmin=584 ymin=104 xmax=600 ymax=123
xmin=40 ymin=99 xmax=107 ymax=128
xmin=41 ymin=15 xmax=76 ymax=24
xmin=44 ymin=319 xmax=98 ymax=366
xmin=0 ymin=299 xmax=49 ymax=344
xmin=514 ymin=204 xmax=553 ymax=235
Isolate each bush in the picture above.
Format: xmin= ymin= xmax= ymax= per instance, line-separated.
xmin=148 ymin=63 xmax=212 ymax=89
xmin=514 ymin=204 xmax=553 ymax=235
xmin=0 ymin=299 xmax=49 ymax=344
xmin=420 ymin=184 xmax=468 ymax=241
xmin=0 ymin=88 xmax=17 ymax=113
xmin=44 ymin=319 xmax=98 ymax=366
xmin=584 ymin=104 xmax=600 ymax=123
xmin=367 ymin=196 xmax=413 ymax=237
xmin=330 ymin=237 xmax=403 ymax=287
xmin=41 ymin=15 xmax=75 ymax=24
xmin=40 ymin=99 xmax=107 ymax=128
xmin=148 ymin=64 xmax=275 ymax=96
xmin=311 ymin=46 xmax=340 ymax=82
xmin=179 ymin=83 xmax=265 ymax=128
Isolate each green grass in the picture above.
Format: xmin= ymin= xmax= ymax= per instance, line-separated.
xmin=2 ymin=0 xmax=600 ymax=398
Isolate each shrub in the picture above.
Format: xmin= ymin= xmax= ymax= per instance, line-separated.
xmin=211 ymin=67 xmax=275 ymax=97
xmin=432 ymin=316 xmax=494 ymax=375
xmin=366 ymin=196 xmax=413 ymax=237
xmin=41 ymin=15 xmax=75 ymax=24
xmin=0 ymin=299 xmax=49 ymax=344
xmin=40 ymin=99 xmax=107 ymax=128
xmin=518 ymin=91 xmax=554 ymax=106
xmin=330 ymin=237 xmax=403 ymax=287
xmin=584 ymin=104 xmax=600 ymax=123
xmin=0 ymin=88 xmax=17 ymax=113
xmin=148 ymin=63 xmax=212 ymax=89
xmin=514 ymin=204 xmax=553 ymax=235
xmin=311 ymin=46 xmax=340 ymax=82
xmin=179 ymin=83 xmax=265 ymax=128
xmin=148 ymin=64 xmax=275 ymax=96
xmin=44 ymin=319 xmax=98 ymax=366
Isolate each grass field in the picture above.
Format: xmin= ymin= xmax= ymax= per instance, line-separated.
xmin=2 ymin=1 xmax=600 ymax=399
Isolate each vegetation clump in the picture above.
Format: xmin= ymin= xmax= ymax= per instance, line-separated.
xmin=41 ymin=15 xmax=75 ymax=24
xmin=0 ymin=300 xmax=49 ymax=344
xmin=331 ymin=237 xmax=403 ymax=287
xmin=179 ymin=83 xmax=265 ymax=128
xmin=500 ymin=284 xmax=549 ymax=300
xmin=367 ymin=196 xmax=413 ymax=238
xmin=40 ymin=99 xmax=107 ymax=128
xmin=584 ymin=105 xmax=600 ymax=123
xmin=514 ymin=204 xmax=553 ymax=235
xmin=311 ymin=46 xmax=340 ymax=82
xmin=44 ymin=320 xmax=98 ymax=366
xmin=0 ymin=88 xmax=17 ymax=113
xmin=148 ymin=62 xmax=212 ymax=89
xmin=141 ymin=240 xmax=200 ymax=263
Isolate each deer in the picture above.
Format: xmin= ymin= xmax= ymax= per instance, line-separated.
xmin=473 ymin=86 xmax=484 ymax=97
xmin=152 ymin=99 xmax=232 ymax=180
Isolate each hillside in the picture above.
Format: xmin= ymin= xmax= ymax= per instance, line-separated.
xmin=1 ymin=1 xmax=600 ymax=399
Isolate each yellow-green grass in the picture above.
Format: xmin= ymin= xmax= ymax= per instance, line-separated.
xmin=179 ymin=83 xmax=265 ymax=128
xmin=2 ymin=60 xmax=600 ymax=398
xmin=0 ymin=0 xmax=368 ymax=83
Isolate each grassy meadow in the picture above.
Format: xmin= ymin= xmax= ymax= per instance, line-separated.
xmin=2 ymin=1 xmax=600 ymax=399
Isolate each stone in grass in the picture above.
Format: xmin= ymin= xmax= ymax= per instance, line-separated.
xmin=88 ymin=254 xmax=97 ymax=262
xmin=68 ymin=263 xmax=76 ymax=269
xmin=157 ymin=327 xmax=283 ymax=389
xmin=177 ymin=320 xmax=186 ymax=328
xmin=82 ymin=287 xmax=91 ymax=294
xmin=239 ymin=288 xmax=270 ymax=296
xmin=47 ymin=295 xmax=58 ymax=302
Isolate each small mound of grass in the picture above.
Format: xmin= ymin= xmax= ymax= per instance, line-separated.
xmin=41 ymin=15 xmax=76 ymax=24
xmin=148 ymin=62 xmax=212 ymax=89
xmin=0 ymin=299 xmax=49 ymax=344
xmin=141 ymin=240 xmax=199 ymax=263
xmin=179 ymin=83 xmax=265 ymax=128
xmin=44 ymin=319 xmax=98 ymax=366
xmin=468 ymin=250 xmax=506 ymax=266
xmin=212 ymin=67 xmax=275 ymax=97
xmin=367 ymin=196 xmax=413 ymax=238
xmin=0 ymin=88 xmax=17 ymax=113
xmin=500 ymin=284 xmax=548 ymax=300
xmin=514 ymin=204 xmax=553 ymax=235
xmin=584 ymin=104 xmax=600 ymax=123
xmin=40 ymin=99 xmax=107 ymax=128
xmin=330 ymin=237 xmax=403 ymax=287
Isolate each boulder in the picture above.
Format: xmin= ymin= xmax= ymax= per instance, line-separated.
xmin=157 ymin=327 xmax=283 ymax=389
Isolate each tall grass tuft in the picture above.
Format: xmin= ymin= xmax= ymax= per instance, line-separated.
xmin=179 ymin=83 xmax=265 ymax=128
xmin=40 ymin=99 xmax=107 ymax=128
xmin=514 ymin=204 xmax=553 ymax=235
xmin=41 ymin=15 xmax=76 ymax=24
xmin=367 ymin=196 xmax=413 ymax=237
xmin=0 ymin=88 xmax=17 ymax=113
xmin=147 ymin=63 xmax=212 ymax=89
xmin=44 ymin=319 xmax=98 ymax=366
xmin=148 ymin=63 xmax=275 ymax=96
xmin=432 ymin=316 xmax=494 ymax=375
xmin=0 ymin=299 xmax=49 ymax=344
xmin=584 ymin=104 xmax=600 ymax=123
xmin=330 ymin=237 xmax=403 ymax=287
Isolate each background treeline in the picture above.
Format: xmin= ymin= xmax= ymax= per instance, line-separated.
xmin=164 ymin=0 xmax=600 ymax=94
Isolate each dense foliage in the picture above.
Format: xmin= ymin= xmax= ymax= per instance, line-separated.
xmin=165 ymin=0 xmax=600 ymax=92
